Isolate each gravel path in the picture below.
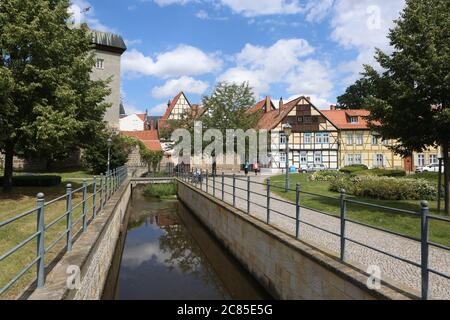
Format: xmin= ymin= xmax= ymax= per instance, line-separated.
xmin=189 ymin=173 xmax=450 ymax=299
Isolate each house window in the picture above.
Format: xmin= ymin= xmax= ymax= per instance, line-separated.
xmin=354 ymin=154 xmax=362 ymax=164
xmin=429 ymin=154 xmax=438 ymax=164
xmin=314 ymin=152 xmax=322 ymax=164
xmin=297 ymin=116 xmax=303 ymax=123
xmin=346 ymin=134 xmax=353 ymax=145
xmin=372 ymin=135 xmax=379 ymax=145
xmin=304 ymin=133 xmax=312 ymax=144
xmin=300 ymin=152 xmax=307 ymax=164
xmin=316 ymin=133 xmax=329 ymax=144
xmin=349 ymin=116 xmax=359 ymax=123
xmin=280 ymin=152 xmax=286 ymax=163
xmin=346 ymin=154 xmax=354 ymax=165
xmin=376 ymin=154 xmax=384 ymax=167
xmin=95 ymin=58 xmax=104 ymax=69
xmin=304 ymin=116 xmax=312 ymax=123
xmin=382 ymin=139 xmax=389 ymax=145
xmin=355 ymin=134 xmax=363 ymax=145
xmin=280 ymin=133 xmax=286 ymax=145
xmin=418 ymin=154 xmax=425 ymax=167
xmin=312 ymin=116 xmax=319 ymax=123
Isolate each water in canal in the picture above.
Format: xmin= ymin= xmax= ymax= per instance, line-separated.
xmin=103 ymin=186 xmax=271 ymax=300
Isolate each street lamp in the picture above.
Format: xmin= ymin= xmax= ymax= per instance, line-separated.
xmin=283 ymin=123 xmax=292 ymax=192
xmin=107 ymin=138 xmax=112 ymax=175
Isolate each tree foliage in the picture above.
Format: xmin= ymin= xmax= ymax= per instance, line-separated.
xmin=0 ymin=0 xmax=110 ymax=190
xmin=336 ymin=78 xmax=378 ymax=109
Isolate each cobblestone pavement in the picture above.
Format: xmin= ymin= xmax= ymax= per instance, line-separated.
xmin=188 ymin=173 xmax=450 ymax=299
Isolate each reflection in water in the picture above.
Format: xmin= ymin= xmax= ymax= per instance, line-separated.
xmin=104 ymin=187 xmax=270 ymax=300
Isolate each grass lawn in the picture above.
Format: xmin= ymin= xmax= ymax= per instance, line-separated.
xmin=0 ymin=169 xmax=100 ymax=299
xmin=270 ymin=173 xmax=450 ymax=248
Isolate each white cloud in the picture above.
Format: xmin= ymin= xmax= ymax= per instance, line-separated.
xmin=122 ymin=45 xmax=222 ymax=78
xmin=68 ymin=0 xmax=115 ymax=33
xmin=150 ymin=103 xmax=170 ymax=116
xmin=153 ymin=0 xmax=195 ymax=6
xmin=152 ymin=76 xmax=209 ymax=98
xmin=304 ymin=0 xmax=334 ymax=23
xmin=123 ymin=103 xmax=146 ymax=115
xmin=196 ymin=10 xmax=209 ymax=19
xmin=125 ymin=39 xmax=143 ymax=47
xmin=219 ymin=0 xmax=303 ymax=17
xmin=218 ymin=39 xmax=319 ymax=97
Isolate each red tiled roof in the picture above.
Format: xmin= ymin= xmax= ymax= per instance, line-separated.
xmin=321 ymin=109 xmax=372 ymax=129
xmin=248 ymin=96 xmax=276 ymax=114
xmin=256 ymin=96 xmax=302 ymax=130
xmin=136 ymin=113 xmax=147 ymax=122
xmin=121 ymin=130 xmax=162 ymax=151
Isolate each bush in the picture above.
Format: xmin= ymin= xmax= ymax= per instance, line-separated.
xmin=356 ymin=168 xmax=406 ymax=177
xmin=329 ymin=175 xmax=436 ymax=200
xmin=309 ymin=170 xmax=345 ymax=182
xmin=0 ymin=175 xmax=62 ymax=187
xmin=144 ymin=183 xmax=177 ymax=199
xmin=339 ymin=164 xmax=368 ymax=174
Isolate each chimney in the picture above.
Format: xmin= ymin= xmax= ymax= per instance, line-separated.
xmin=167 ymin=100 xmax=171 ymax=107
xmin=279 ymin=97 xmax=283 ymax=115
xmin=265 ymin=96 xmax=271 ymax=113
xmin=306 ymin=96 xmax=311 ymax=102
xmin=330 ymin=105 xmax=336 ymax=110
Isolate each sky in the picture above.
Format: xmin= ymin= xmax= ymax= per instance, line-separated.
xmin=69 ymin=0 xmax=406 ymax=116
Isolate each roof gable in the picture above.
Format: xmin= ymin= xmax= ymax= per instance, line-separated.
xmin=161 ymin=92 xmax=192 ymax=120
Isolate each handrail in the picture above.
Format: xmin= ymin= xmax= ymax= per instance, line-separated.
xmin=177 ymin=169 xmax=450 ymax=300
xmin=0 ymin=165 xmax=129 ymax=296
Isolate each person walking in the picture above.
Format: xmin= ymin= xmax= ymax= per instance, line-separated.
xmin=212 ymin=160 xmax=217 ymax=177
xmin=253 ymin=162 xmax=259 ymax=176
xmin=244 ymin=161 xmax=249 ymax=176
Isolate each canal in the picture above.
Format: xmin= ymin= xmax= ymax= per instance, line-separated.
xmin=103 ymin=186 xmax=271 ymax=300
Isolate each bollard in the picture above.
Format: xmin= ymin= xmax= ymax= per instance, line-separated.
xmin=82 ymin=179 xmax=88 ymax=232
xmin=36 ymin=193 xmax=46 ymax=288
xmin=420 ymin=200 xmax=429 ymax=300
xmin=66 ymin=184 xmax=73 ymax=252
xmin=339 ymin=189 xmax=346 ymax=261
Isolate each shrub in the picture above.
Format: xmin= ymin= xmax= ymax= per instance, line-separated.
xmin=0 ymin=175 xmax=62 ymax=187
xmin=309 ymin=170 xmax=345 ymax=182
xmin=329 ymin=175 xmax=436 ymax=200
xmin=339 ymin=164 xmax=368 ymax=174
xmin=144 ymin=183 xmax=177 ymax=199
xmin=355 ymin=168 xmax=406 ymax=177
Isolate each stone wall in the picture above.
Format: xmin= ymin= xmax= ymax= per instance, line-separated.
xmin=28 ymin=179 xmax=132 ymax=300
xmin=177 ymin=181 xmax=413 ymax=300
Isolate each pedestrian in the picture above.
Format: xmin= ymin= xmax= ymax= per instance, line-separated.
xmin=244 ymin=161 xmax=249 ymax=176
xmin=253 ymin=162 xmax=259 ymax=176
xmin=212 ymin=160 xmax=217 ymax=177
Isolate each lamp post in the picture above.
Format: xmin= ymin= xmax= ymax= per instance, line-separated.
xmin=283 ymin=123 xmax=292 ymax=192
xmin=107 ymin=138 xmax=112 ymax=175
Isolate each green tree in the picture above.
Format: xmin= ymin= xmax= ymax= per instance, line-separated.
xmin=83 ymin=132 xmax=135 ymax=174
xmin=337 ymin=78 xmax=378 ymax=109
xmin=141 ymin=148 xmax=164 ymax=173
xmin=361 ymin=0 xmax=450 ymax=214
xmin=0 ymin=0 xmax=110 ymax=191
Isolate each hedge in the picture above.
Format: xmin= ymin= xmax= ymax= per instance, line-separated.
xmin=309 ymin=170 xmax=346 ymax=182
xmin=355 ymin=168 xmax=407 ymax=177
xmin=339 ymin=164 xmax=368 ymax=174
xmin=0 ymin=175 xmax=62 ymax=187
xmin=329 ymin=175 xmax=436 ymax=200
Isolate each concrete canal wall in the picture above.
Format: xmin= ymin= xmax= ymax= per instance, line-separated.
xmin=177 ymin=180 xmax=412 ymax=300
xmin=28 ymin=180 xmax=133 ymax=300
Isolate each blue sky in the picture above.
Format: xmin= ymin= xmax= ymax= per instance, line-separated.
xmin=69 ymin=0 xmax=406 ymax=115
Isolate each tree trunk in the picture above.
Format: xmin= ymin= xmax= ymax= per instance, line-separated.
xmin=3 ymin=141 xmax=14 ymax=192
xmin=443 ymin=144 xmax=450 ymax=216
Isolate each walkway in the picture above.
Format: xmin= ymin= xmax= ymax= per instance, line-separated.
xmin=192 ymin=174 xmax=450 ymax=299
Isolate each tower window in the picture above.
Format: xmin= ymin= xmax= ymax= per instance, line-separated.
xmin=96 ymin=58 xmax=105 ymax=69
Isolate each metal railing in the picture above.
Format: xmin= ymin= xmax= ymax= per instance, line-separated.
xmin=0 ymin=166 xmax=128 ymax=296
xmin=177 ymin=169 xmax=450 ymax=300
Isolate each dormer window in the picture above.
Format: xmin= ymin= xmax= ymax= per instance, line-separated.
xmin=349 ymin=116 xmax=359 ymax=123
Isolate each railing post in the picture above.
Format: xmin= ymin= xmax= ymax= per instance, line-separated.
xmin=82 ymin=179 xmax=88 ymax=232
xmin=247 ymin=176 xmax=251 ymax=214
xmin=66 ymin=184 xmax=73 ymax=252
xmin=339 ymin=189 xmax=346 ymax=261
xmin=36 ymin=192 xmax=45 ymax=288
xmin=200 ymin=170 xmax=203 ymax=190
xmin=100 ymin=174 xmax=104 ymax=211
xmin=213 ymin=171 xmax=216 ymax=197
xmin=92 ymin=176 xmax=97 ymax=219
xmin=295 ymin=183 xmax=301 ymax=239
xmin=221 ymin=172 xmax=225 ymax=201
xmin=266 ymin=178 xmax=271 ymax=224
xmin=420 ymin=200 xmax=429 ymax=300
xmin=232 ymin=174 xmax=236 ymax=207
xmin=206 ymin=170 xmax=209 ymax=194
